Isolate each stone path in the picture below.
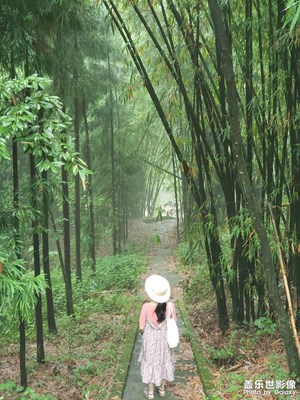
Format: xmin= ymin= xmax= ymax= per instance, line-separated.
xmin=122 ymin=219 xmax=204 ymax=400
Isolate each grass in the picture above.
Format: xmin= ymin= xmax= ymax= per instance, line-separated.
xmin=108 ymin=306 xmax=140 ymax=399
xmin=0 ymin=251 xmax=146 ymax=400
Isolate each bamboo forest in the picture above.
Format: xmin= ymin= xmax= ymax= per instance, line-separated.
xmin=1 ymin=0 xmax=300 ymax=399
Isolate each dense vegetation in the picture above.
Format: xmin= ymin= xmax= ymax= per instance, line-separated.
xmin=1 ymin=0 xmax=300 ymax=398
xmin=103 ymin=0 xmax=300 ymax=377
xmin=0 ymin=251 xmax=146 ymax=399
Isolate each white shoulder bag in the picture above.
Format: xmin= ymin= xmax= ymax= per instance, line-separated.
xmin=166 ymin=302 xmax=179 ymax=348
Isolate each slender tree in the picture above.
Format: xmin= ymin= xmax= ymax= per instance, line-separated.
xmin=108 ymin=52 xmax=118 ymax=255
xmin=30 ymin=153 xmax=45 ymax=364
xmin=41 ymin=170 xmax=57 ymax=333
xmin=82 ymin=97 xmax=96 ymax=271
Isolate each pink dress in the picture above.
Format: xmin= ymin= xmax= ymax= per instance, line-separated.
xmin=138 ymin=302 xmax=176 ymax=386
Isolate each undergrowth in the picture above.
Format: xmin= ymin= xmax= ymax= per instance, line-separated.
xmin=175 ymin=241 xmax=298 ymax=400
xmin=0 ymin=251 xmax=146 ymax=400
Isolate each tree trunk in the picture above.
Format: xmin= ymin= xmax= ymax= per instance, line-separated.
xmin=245 ymin=0 xmax=253 ymax=181
xmin=30 ymin=153 xmax=45 ymax=364
xmin=108 ymin=52 xmax=118 ymax=255
xmin=82 ymin=98 xmax=96 ymax=272
xmin=61 ymin=165 xmax=74 ymax=315
xmin=50 ymin=208 xmax=73 ymax=313
xmin=13 ymin=135 xmax=28 ymax=387
xmin=204 ymin=234 xmax=229 ymax=332
xmin=19 ymin=319 xmax=27 ymax=388
xmin=41 ymin=170 xmax=57 ymax=333
xmin=74 ymin=96 xmax=82 ymax=281
xmin=172 ymin=150 xmax=180 ymax=242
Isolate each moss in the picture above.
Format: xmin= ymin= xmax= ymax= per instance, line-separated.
xmin=109 ymin=307 xmax=140 ymax=399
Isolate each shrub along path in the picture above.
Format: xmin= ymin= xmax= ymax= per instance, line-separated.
xmin=120 ymin=218 xmax=214 ymax=400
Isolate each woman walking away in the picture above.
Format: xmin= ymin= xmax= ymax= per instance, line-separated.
xmin=139 ymin=275 xmax=177 ymax=399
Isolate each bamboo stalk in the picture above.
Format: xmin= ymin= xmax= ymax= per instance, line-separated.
xmin=267 ymin=202 xmax=300 ymax=359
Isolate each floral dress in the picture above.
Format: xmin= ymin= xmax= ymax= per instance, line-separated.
xmin=138 ymin=302 xmax=175 ymax=386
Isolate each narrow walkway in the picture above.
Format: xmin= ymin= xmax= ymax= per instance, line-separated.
xmin=122 ymin=219 xmax=204 ymax=399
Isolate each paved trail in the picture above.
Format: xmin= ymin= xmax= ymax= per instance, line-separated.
xmin=122 ymin=219 xmax=204 ymax=400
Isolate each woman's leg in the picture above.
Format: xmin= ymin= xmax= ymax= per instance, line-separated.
xmin=148 ymin=383 xmax=154 ymax=395
xmin=159 ymin=379 xmax=166 ymax=391
xmin=159 ymin=379 xmax=166 ymax=390
xmin=158 ymin=379 xmax=166 ymax=396
xmin=144 ymin=383 xmax=154 ymax=399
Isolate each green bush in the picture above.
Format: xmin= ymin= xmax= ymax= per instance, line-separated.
xmin=96 ymin=253 xmax=146 ymax=290
xmin=254 ymin=317 xmax=277 ymax=335
xmin=0 ymin=381 xmax=55 ymax=400
xmin=1 ymin=251 xmax=146 ymax=400
xmin=176 ymin=241 xmax=201 ymax=266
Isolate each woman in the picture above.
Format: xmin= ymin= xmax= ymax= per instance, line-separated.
xmin=139 ymin=274 xmax=177 ymax=399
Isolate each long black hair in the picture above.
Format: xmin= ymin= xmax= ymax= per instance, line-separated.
xmin=155 ymin=302 xmax=167 ymax=323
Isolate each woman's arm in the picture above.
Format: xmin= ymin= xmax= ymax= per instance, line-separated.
xmin=139 ymin=303 xmax=147 ymax=334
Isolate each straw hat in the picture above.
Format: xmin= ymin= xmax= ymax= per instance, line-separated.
xmin=145 ymin=275 xmax=171 ymax=303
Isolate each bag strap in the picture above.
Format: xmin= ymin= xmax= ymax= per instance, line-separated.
xmin=168 ymin=302 xmax=174 ymax=319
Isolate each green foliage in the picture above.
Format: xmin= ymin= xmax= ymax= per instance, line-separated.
xmin=217 ymin=372 xmax=245 ymax=400
xmin=175 ymin=241 xmax=191 ymax=263
xmin=264 ymin=353 xmax=291 ymax=377
xmin=175 ymin=240 xmax=212 ymax=306
xmin=0 ymin=381 xmax=55 ymax=400
xmin=181 ymin=326 xmax=192 ymax=341
xmin=208 ymin=330 xmax=242 ymax=366
xmin=0 ymin=136 xmax=10 ymax=161
xmin=1 ymin=250 xmax=146 ymax=398
xmin=0 ymin=74 xmax=91 ymax=178
xmin=253 ymin=317 xmax=277 ymax=335
xmin=150 ymin=233 xmax=161 ymax=245
xmin=176 ymin=240 xmax=203 ymax=266
xmin=183 ymin=266 xmax=210 ymax=305
xmin=285 ymin=0 xmax=300 ymax=33
xmin=95 ymin=252 xmax=146 ymax=290
xmin=0 ymin=250 xmax=46 ymax=322
xmin=46 ymin=252 xmax=146 ymax=323
xmin=228 ymin=208 xmax=260 ymax=263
